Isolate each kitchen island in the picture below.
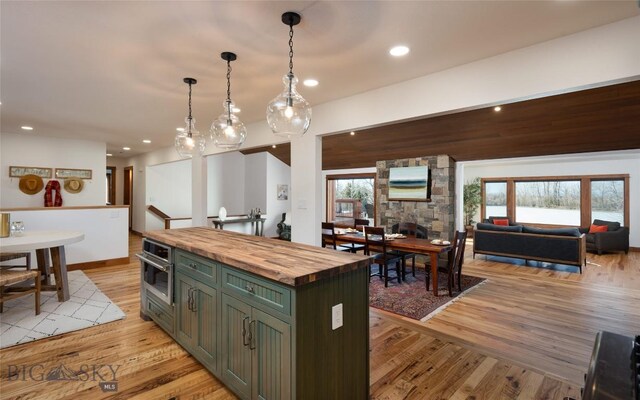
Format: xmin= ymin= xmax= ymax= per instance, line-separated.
xmin=141 ymin=227 xmax=371 ymax=400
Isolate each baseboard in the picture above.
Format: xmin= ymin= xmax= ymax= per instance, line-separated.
xmin=630 ymin=247 xmax=639 ymax=252
xmin=68 ymin=256 xmax=130 ymax=271
xmin=130 ymin=229 xmax=144 ymax=237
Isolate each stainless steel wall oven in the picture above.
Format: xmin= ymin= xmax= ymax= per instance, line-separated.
xmin=137 ymin=238 xmax=173 ymax=304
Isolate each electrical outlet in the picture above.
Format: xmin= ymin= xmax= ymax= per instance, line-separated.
xmin=332 ymin=303 xmax=343 ymax=330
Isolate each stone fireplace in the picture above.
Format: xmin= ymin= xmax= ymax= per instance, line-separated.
xmin=376 ymin=155 xmax=455 ymax=241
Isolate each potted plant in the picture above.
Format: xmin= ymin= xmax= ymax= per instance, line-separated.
xmin=463 ymin=178 xmax=482 ymax=237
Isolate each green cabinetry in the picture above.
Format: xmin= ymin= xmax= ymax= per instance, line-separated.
xmin=144 ymin=244 xmax=369 ymax=400
xmin=221 ymin=293 xmax=291 ymax=400
xmin=174 ymin=250 xmax=220 ymax=373
xmin=141 ymin=287 xmax=174 ymax=335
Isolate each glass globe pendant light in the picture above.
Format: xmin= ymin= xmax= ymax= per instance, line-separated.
xmin=266 ymin=11 xmax=312 ymax=138
xmin=175 ymin=77 xmax=206 ymax=159
xmin=211 ymin=52 xmax=247 ymax=149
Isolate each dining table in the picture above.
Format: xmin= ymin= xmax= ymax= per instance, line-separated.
xmin=0 ymin=230 xmax=84 ymax=302
xmin=336 ymin=230 xmax=453 ymax=296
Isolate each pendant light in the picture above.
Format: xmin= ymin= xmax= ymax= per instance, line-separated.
xmin=175 ymin=77 xmax=206 ymax=159
xmin=266 ymin=11 xmax=312 ymax=138
xmin=211 ymin=52 xmax=247 ymax=149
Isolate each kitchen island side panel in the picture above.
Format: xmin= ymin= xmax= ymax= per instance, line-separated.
xmin=294 ymin=267 xmax=369 ymax=399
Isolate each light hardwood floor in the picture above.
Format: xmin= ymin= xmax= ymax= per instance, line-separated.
xmin=0 ymin=234 xmax=636 ymax=399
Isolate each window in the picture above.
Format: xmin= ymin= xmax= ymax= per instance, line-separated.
xmin=484 ymin=181 xmax=507 ymax=218
xmin=591 ymin=179 xmax=624 ymax=225
xmin=326 ymin=174 xmax=375 ymax=226
xmin=515 ymin=180 xmax=581 ymax=225
xmin=481 ymin=174 xmax=629 ymax=228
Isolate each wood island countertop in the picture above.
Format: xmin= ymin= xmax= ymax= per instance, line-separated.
xmin=145 ymin=227 xmax=370 ymax=287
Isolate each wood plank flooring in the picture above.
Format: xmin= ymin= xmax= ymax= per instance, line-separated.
xmin=1 ymin=233 xmax=637 ymax=399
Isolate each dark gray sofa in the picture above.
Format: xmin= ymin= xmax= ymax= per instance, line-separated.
xmin=578 ymin=219 xmax=629 ymax=255
xmin=473 ymin=221 xmax=587 ymax=273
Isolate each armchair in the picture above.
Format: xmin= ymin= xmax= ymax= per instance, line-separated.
xmin=579 ymin=219 xmax=629 ymax=254
xmin=277 ymin=212 xmax=291 ymax=241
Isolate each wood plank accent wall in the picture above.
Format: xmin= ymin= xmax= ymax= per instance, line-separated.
xmin=321 ymin=79 xmax=640 ymax=170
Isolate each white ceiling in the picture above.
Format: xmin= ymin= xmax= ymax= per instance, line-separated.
xmin=1 ymin=1 xmax=638 ymax=157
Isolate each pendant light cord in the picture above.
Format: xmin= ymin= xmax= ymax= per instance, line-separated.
xmin=227 ymin=59 xmax=232 ymax=123
xmin=187 ymin=81 xmax=193 ymax=137
xmin=287 ymin=21 xmax=295 ymax=101
xmin=288 ymin=23 xmax=294 ymax=75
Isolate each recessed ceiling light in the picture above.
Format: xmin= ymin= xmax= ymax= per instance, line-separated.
xmin=232 ymin=106 xmax=241 ymax=113
xmin=350 ymin=131 xmax=356 ymax=136
xmin=303 ymin=79 xmax=319 ymax=87
xmin=494 ymin=106 xmax=502 ymax=112
xmin=176 ymin=127 xmax=184 ymax=132
xmin=21 ymin=126 xmax=34 ymax=131
xmin=106 ymin=153 xmax=113 ymax=157
xmin=389 ymin=45 xmax=410 ymax=57
xmin=142 ymin=139 xmax=151 ymax=144
xmin=123 ymin=147 xmax=131 ymax=151
xmin=272 ymin=145 xmax=277 ymax=149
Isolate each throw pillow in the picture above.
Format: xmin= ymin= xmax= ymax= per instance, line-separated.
xmin=589 ymin=224 xmax=608 ymax=234
xmin=493 ymin=218 xmax=510 ymax=226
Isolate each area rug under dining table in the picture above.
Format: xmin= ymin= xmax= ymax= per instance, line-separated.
xmin=369 ymin=267 xmax=486 ymax=321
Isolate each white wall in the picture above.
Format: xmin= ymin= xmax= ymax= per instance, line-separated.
xmin=245 ymin=153 xmax=267 ymax=212
xmin=4 ymin=207 xmax=129 ymax=264
xmin=145 ymin=159 xmax=192 ymax=231
xmin=265 ymin=153 xmax=291 ymax=237
xmin=206 ymin=151 xmax=246 ymax=216
xmin=0 ymin=133 xmax=106 ymax=207
xmin=459 ymin=150 xmax=640 ymax=247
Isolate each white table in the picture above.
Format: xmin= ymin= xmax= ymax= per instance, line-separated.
xmin=0 ymin=230 xmax=84 ymax=301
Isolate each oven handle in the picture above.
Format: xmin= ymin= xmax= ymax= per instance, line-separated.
xmin=136 ymin=253 xmax=170 ymax=272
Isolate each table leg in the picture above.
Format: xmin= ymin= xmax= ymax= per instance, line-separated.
xmin=35 ymin=248 xmax=52 ymax=286
xmin=50 ymin=246 xmax=70 ymax=302
xmin=430 ymin=253 xmax=439 ymax=297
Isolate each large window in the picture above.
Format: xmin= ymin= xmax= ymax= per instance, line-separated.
xmin=591 ymin=179 xmax=624 ymax=224
xmin=481 ymin=174 xmax=629 ymax=227
xmin=485 ymin=181 xmax=507 ymax=217
xmin=515 ymin=180 xmax=581 ymax=225
xmin=326 ymin=174 xmax=375 ymax=226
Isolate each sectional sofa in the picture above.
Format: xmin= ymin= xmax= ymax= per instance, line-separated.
xmin=473 ymin=217 xmax=587 ymax=273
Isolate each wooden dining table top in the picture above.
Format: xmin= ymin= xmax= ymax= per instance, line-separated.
xmin=336 ymin=231 xmax=452 ymax=254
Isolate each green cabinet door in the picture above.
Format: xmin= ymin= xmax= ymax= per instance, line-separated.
xmin=175 ymin=272 xmax=196 ymax=348
xmin=251 ymin=308 xmax=291 ymax=400
xmin=193 ymin=281 xmax=218 ymax=373
xmin=222 ymin=293 xmax=252 ymax=399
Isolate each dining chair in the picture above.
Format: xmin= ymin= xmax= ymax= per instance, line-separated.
xmin=364 ymin=226 xmax=402 ymax=287
xmin=339 ymin=219 xmax=367 ymax=253
xmin=0 ymin=269 xmax=41 ymax=315
xmin=390 ymin=222 xmax=428 ymax=280
xmin=425 ymin=230 xmax=468 ymax=297
xmin=0 ymin=252 xmax=31 ymax=270
xmin=322 ymin=222 xmax=357 ymax=253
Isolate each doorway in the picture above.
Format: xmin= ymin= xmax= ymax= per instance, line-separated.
xmin=106 ymin=166 xmax=116 ymax=205
xmin=124 ymin=166 xmax=133 ymax=230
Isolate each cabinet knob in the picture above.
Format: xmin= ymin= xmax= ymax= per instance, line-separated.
xmin=189 ymin=263 xmax=197 ymax=269
xmin=245 ymin=284 xmax=255 ymax=294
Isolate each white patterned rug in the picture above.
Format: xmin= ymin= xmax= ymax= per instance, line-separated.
xmin=0 ymin=270 xmax=125 ymax=349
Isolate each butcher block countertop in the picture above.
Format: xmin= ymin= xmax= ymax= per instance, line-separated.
xmin=145 ymin=227 xmax=370 ymax=287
